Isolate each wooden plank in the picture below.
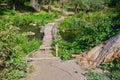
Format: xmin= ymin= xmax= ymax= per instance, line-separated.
xmin=26 ymin=57 xmax=59 ymax=61
xmin=40 ymin=46 xmax=52 ymax=50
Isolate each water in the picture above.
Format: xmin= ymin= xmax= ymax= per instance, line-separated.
xmin=19 ymin=25 xmax=43 ymax=40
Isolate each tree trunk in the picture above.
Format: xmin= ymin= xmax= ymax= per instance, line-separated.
xmin=76 ymin=33 xmax=120 ymax=68
xmin=39 ymin=0 xmax=44 ymax=11
xmin=12 ymin=3 xmax=15 ymax=11
xmin=75 ymin=4 xmax=78 ymax=14
xmin=48 ymin=0 xmax=52 ymax=13
xmin=31 ymin=0 xmax=41 ymax=12
xmin=61 ymin=2 xmax=64 ymax=13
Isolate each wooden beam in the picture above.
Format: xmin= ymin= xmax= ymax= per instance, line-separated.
xmin=26 ymin=57 xmax=59 ymax=61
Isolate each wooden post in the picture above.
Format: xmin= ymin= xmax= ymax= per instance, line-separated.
xmin=55 ymin=44 xmax=58 ymax=57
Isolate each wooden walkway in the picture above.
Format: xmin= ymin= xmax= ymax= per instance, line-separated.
xmin=40 ymin=23 xmax=56 ymax=50
xmin=26 ymin=22 xmax=58 ymax=61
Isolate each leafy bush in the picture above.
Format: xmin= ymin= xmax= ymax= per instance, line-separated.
xmin=0 ymin=23 xmax=41 ymax=80
xmin=99 ymin=59 xmax=120 ymax=80
xmin=58 ymin=11 xmax=117 ymax=55
xmin=70 ymin=0 xmax=105 ymax=11
xmin=83 ymin=0 xmax=105 ymax=11
xmin=85 ymin=71 xmax=109 ymax=80
xmin=52 ymin=40 xmax=72 ymax=60
xmin=0 ymin=11 xmax=60 ymax=28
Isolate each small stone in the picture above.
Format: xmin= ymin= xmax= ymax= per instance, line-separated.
xmin=74 ymin=71 xmax=78 ymax=73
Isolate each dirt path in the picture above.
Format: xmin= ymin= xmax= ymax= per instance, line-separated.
xmin=25 ymin=20 xmax=87 ymax=80
xmin=26 ymin=59 xmax=87 ymax=80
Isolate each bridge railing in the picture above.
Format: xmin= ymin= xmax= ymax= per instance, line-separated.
xmin=51 ymin=23 xmax=58 ymax=40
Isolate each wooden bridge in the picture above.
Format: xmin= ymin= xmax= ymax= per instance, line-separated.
xmin=26 ymin=22 xmax=58 ymax=61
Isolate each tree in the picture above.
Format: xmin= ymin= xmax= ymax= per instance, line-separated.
xmin=9 ymin=0 xmax=25 ymax=10
xmin=71 ymin=0 xmax=82 ymax=13
xmin=31 ymin=0 xmax=41 ymax=12
xmin=48 ymin=0 xmax=52 ymax=12
xmin=60 ymin=0 xmax=69 ymax=13
xmin=75 ymin=33 xmax=120 ymax=68
xmin=41 ymin=0 xmax=52 ymax=13
xmin=70 ymin=0 xmax=105 ymax=13
xmin=84 ymin=0 xmax=105 ymax=11
xmin=61 ymin=0 xmax=64 ymax=13
xmin=0 ymin=0 xmax=8 ymax=10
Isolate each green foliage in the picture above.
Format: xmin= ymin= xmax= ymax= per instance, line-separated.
xmin=52 ymin=40 xmax=72 ymax=60
xmin=107 ymin=0 xmax=120 ymax=7
xmin=85 ymin=71 xmax=109 ymax=80
xmin=59 ymin=11 xmax=117 ymax=54
xmin=0 ymin=24 xmax=41 ymax=80
xmin=2 ymin=70 xmax=27 ymax=80
xmin=83 ymin=0 xmax=105 ymax=11
xmin=70 ymin=0 xmax=105 ymax=11
xmin=99 ymin=59 xmax=120 ymax=80
xmin=0 ymin=0 xmax=120 ymax=79
xmin=70 ymin=0 xmax=82 ymax=5
xmin=21 ymin=39 xmax=40 ymax=54
xmin=0 ymin=10 xmax=60 ymax=28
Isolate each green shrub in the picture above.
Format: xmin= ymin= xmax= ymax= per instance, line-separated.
xmin=70 ymin=0 xmax=105 ymax=12
xmin=52 ymin=40 xmax=72 ymax=60
xmin=83 ymin=0 xmax=105 ymax=11
xmin=58 ymin=11 xmax=115 ymax=54
xmin=0 ymin=11 xmax=59 ymax=28
xmin=2 ymin=70 xmax=27 ymax=80
xmin=22 ymin=39 xmax=41 ymax=54
xmin=85 ymin=71 xmax=109 ymax=80
xmin=99 ymin=59 xmax=120 ymax=80
xmin=0 ymin=24 xmax=40 ymax=80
